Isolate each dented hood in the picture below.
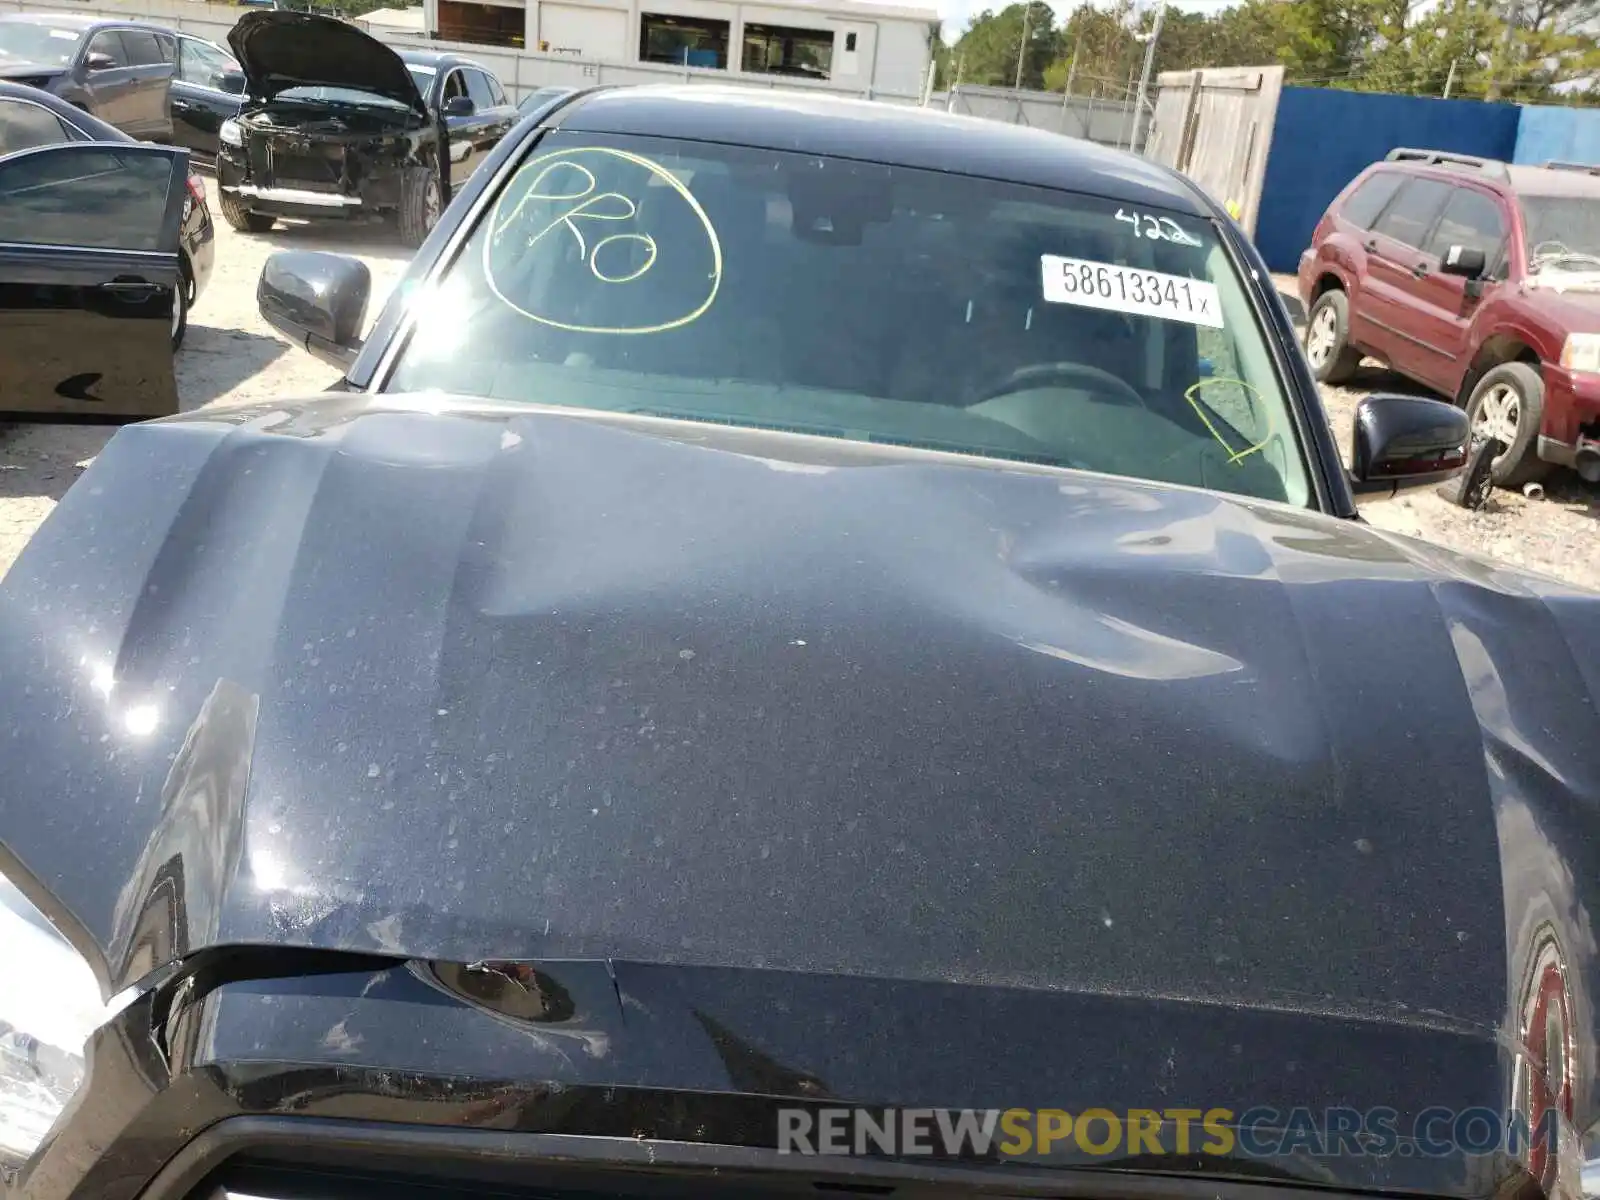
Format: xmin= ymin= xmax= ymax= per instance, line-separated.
xmin=227 ymin=9 xmax=425 ymax=113
xmin=1 ymin=395 xmax=1599 ymax=1040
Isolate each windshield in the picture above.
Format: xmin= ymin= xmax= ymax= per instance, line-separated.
xmin=406 ymin=63 xmax=436 ymax=97
xmin=1523 ymin=195 xmax=1600 ymax=276
xmin=275 ymin=85 xmax=412 ymax=109
xmin=387 ymin=132 xmax=1312 ymax=506
xmin=0 ymin=21 xmax=80 ymax=68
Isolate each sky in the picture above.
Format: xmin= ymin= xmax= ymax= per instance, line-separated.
xmin=935 ymin=0 xmax=1229 ymax=40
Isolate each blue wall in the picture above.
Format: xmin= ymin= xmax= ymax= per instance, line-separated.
xmin=1253 ymin=87 xmax=1522 ymax=273
xmin=1513 ymin=104 xmax=1600 ymax=165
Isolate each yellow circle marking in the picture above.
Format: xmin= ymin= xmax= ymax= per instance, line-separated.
xmin=484 ymin=146 xmax=723 ymax=336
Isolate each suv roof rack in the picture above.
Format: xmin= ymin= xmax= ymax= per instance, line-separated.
xmin=1385 ymin=147 xmax=1510 ymax=177
xmin=1541 ymin=160 xmax=1600 ymax=175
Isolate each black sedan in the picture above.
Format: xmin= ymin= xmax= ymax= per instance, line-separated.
xmin=169 ymin=31 xmax=243 ymax=161
xmin=3 ymin=84 xmax=1599 ymax=1200
xmin=0 ymin=79 xmax=213 ymax=361
xmin=0 ymin=13 xmax=174 ymax=141
xmin=215 ymin=11 xmax=516 ymax=245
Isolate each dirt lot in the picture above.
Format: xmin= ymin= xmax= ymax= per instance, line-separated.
xmin=0 ymin=215 xmax=1595 ymax=588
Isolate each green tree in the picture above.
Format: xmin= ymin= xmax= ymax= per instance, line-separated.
xmin=946 ymin=1 xmax=1061 ymax=89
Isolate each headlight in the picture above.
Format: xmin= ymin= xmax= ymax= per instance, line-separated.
xmin=218 ymin=118 xmax=243 ymax=148
xmin=1560 ymin=333 xmax=1600 ymax=375
xmin=0 ymin=873 xmax=107 ymax=1169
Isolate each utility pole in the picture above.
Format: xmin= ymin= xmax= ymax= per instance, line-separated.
xmin=1488 ymin=0 xmax=1519 ymax=100
xmin=1013 ymin=0 xmax=1030 ymax=90
xmin=1128 ymin=2 xmax=1165 ymax=152
xmin=1443 ymin=56 xmax=1458 ymax=98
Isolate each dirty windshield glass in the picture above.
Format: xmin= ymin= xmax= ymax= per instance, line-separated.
xmin=387 ymin=132 xmax=1311 ymax=506
xmin=0 ymin=21 xmax=80 ymax=68
xmin=1523 ymin=195 xmax=1600 ymax=277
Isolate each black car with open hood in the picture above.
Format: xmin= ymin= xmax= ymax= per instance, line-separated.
xmin=3 ymin=82 xmax=1599 ymax=1200
xmin=213 ymin=11 xmax=514 ymax=246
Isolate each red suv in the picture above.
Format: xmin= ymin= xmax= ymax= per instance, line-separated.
xmin=1298 ymin=148 xmax=1600 ymax=487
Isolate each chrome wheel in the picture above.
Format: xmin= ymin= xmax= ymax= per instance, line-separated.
xmin=424 ymin=180 xmax=442 ymax=230
xmin=1305 ymin=303 xmax=1338 ymax=367
xmin=1472 ymin=382 xmax=1522 ymax=452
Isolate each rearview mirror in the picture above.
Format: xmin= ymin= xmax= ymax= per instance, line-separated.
xmin=1440 ymin=244 xmax=1487 ymax=279
xmin=85 ymin=52 xmax=117 ymax=72
xmin=258 ymin=250 xmax=370 ymax=371
xmin=1350 ymin=394 xmax=1470 ymax=496
xmin=214 ymin=68 xmax=246 ymax=94
xmin=443 ymin=95 xmax=474 ymax=118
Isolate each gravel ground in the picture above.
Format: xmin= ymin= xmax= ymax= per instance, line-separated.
xmin=0 ymin=227 xmax=1594 ymax=589
xmin=0 ymin=177 xmax=411 ymax=580
xmin=1272 ymin=274 xmax=1599 ymax=592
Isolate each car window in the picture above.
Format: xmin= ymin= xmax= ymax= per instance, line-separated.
xmin=443 ymin=69 xmax=469 ymax=103
xmin=1521 ymin=195 xmax=1600 ymax=275
xmin=0 ymin=20 xmax=82 ymax=69
xmin=466 ymin=68 xmax=497 ymax=109
xmin=1339 ymin=171 xmax=1403 ymax=230
xmin=0 ymin=144 xmax=174 ymax=251
xmin=85 ymin=30 xmax=131 ymax=67
xmin=179 ymin=37 xmax=237 ymax=87
xmin=0 ymin=98 xmax=74 ymax=157
xmin=155 ymin=32 xmax=176 ymax=64
xmin=119 ymin=29 xmax=165 ymax=67
xmin=1424 ymin=187 xmax=1505 ymax=265
xmin=387 ymin=132 xmax=1314 ymax=508
xmin=1371 ymin=178 xmax=1451 ymax=250
xmin=487 ymin=73 xmax=507 ymax=106
xmin=406 ymin=62 xmax=437 ymax=98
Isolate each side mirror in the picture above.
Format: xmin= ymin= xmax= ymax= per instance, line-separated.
xmin=258 ymin=250 xmax=370 ymax=371
xmin=215 ymin=68 xmax=246 ymax=94
xmin=85 ymin=52 xmax=117 ymax=72
xmin=1350 ymin=394 xmax=1471 ymax=496
xmin=1440 ymin=244 xmax=1487 ymax=278
xmin=442 ymin=94 xmax=474 ymax=118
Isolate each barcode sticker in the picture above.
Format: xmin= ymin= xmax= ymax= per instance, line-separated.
xmin=1041 ymin=255 xmax=1223 ymax=329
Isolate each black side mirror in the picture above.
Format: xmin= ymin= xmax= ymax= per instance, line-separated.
xmin=215 ymin=68 xmax=247 ymax=94
xmin=1440 ymin=244 xmax=1487 ymax=279
xmin=258 ymin=250 xmax=370 ymax=371
xmin=85 ymin=51 xmax=117 ymax=72
xmin=442 ymin=94 xmax=474 ymax=118
xmin=1350 ymin=394 xmax=1471 ymax=496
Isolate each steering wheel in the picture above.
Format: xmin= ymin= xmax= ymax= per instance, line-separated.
xmin=973 ymin=362 xmax=1148 ymax=409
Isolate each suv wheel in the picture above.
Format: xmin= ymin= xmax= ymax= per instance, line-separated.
xmin=1304 ymin=290 xmax=1363 ymax=384
xmin=1465 ymin=362 xmax=1551 ymax=489
xmin=218 ymin=189 xmax=275 ymax=233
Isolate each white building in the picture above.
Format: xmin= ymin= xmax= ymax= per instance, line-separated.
xmin=420 ymin=0 xmax=939 ymax=101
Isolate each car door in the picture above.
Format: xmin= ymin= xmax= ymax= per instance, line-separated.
xmin=1359 ymin=176 xmax=1452 ymax=382
xmin=78 ymin=30 xmax=138 ymax=130
xmin=439 ymin=67 xmax=477 ymax=188
xmin=464 ymin=68 xmax=514 ymax=173
xmin=116 ymin=28 xmax=175 ymax=142
xmin=1402 ymin=185 xmax=1512 ymax=395
xmin=0 ymin=142 xmax=185 ymax=418
xmin=171 ymin=35 xmax=241 ymax=157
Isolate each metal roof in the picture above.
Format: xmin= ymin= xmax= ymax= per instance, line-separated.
xmin=554 ymin=85 xmax=1209 ymax=214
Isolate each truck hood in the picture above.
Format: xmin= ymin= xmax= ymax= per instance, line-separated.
xmin=227 ymin=9 xmax=425 ymax=115
xmin=1 ymin=396 xmax=1597 ymax=1035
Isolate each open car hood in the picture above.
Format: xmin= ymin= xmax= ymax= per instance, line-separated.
xmin=227 ymin=9 xmax=425 ymax=114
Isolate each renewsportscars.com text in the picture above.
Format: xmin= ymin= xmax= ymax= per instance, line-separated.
xmin=776 ymin=1106 xmax=1560 ymax=1160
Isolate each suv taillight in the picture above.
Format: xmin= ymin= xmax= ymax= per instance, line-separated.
xmin=186 ymin=174 xmax=207 ymax=209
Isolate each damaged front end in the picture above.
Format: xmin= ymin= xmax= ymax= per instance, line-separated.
xmin=217 ymin=104 xmax=432 ymax=221
xmin=216 ymin=9 xmax=438 ymax=227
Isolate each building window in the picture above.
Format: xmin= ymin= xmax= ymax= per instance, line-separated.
xmin=639 ymin=13 xmax=729 ymax=68
xmin=741 ymin=22 xmax=832 ymax=79
xmin=436 ymin=1 xmax=523 ymax=48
